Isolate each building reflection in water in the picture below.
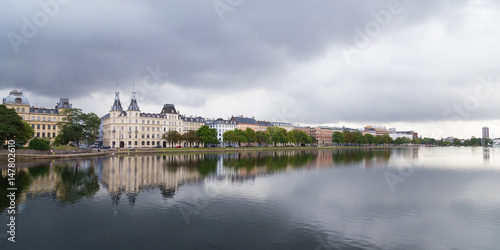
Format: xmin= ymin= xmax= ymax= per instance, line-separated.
xmin=483 ymin=148 xmax=490 ymax=162
xmin=1 ymin=148 xmax=413 ymax=213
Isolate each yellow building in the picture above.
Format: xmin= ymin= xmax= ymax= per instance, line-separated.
xmin=182 ymin=115 xmax=205 ymax=132
xmin=2 ymin=89 xmax=73 ymax=143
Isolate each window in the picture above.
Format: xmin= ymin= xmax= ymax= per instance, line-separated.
xmin=42 ymin=132 xmax=45 ymax=137
xmin=135 ymin=141 xmax=138 ymax=145
xmin=48 ymin=117 xmax=51 ymax=121
xmin=147 ymin=127 xmax=150 ymax=131
xmin=142 ymin=127 xmax=145 ymax=131
xmin=21 ymin=108 xmax=25 ymax=112
xmin=47 ymin=133 xmax=50 ymax=138
xmin=22 ymin=115 xmax=25 ymax=120
xmin=32 ymin=116 xmax=35 ymax=121
xmin=147 ymin=141 xmax=150 ymax=145
xmin=42 ymin=125 xmax=45 ymax=129
xmin=142 ymin=120 xmax=145 ymax=124
xmin=37 ymin=132 xmax=40 ymax=137
xmin=147 ymin=134 xmax=150 ymax=139
xmin=37 ymin=124 xmax=40 ymax=129
xmin=37 ymin=116 xmax=40 ymax=121
xmin=42 ymin=116 xmax=46 ymax=121
xmin=142 ymin=141 xmax=145 ymax=146
xmin=128 ymin=141 xmax=131 ymax=145
xmin=152 ymin=134 xmax=155 ymax=139
xmin=53 ymin=125 xmax=56 ymax=129
xmin=31 ymin=124 xmax=35 ymax=129
xmin=53 ymin=133 xmax=55 ymax=137
xmin=16 ymin=108 xmax=20 ymax=112
xmin=142 ymin=134 xmax=145 ymax=138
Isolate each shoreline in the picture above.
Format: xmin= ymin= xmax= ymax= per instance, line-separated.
xmin=3 ymin=145 xmax=492 ymax=163
xmin=0 ymin=145 xmax=418 ymax=161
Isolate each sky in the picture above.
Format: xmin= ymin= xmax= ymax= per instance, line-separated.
xmin=1 ymin=0 xmax=499 ymax=139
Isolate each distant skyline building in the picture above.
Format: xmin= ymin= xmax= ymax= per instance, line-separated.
xmin=482 ymin=127 xmax=489 ymax=139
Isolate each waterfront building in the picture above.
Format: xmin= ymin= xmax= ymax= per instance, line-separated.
xmin=482 ymin=127 xmax=490 ymax=139
xmin=2 ymin=88 xmax=73 ymax=143
xmin=206 ymin=118 xmax=237 ymax=146
xmin=293 ymin=125 xmax=332 ymax=145
xmin=294 ymin=126 xmax=314 ymax=137
xmin=272 ymin=122 xmax=294 ymax=132
xmin=257 ymin=121 xmax=274 ymax=132
xmin=364 ymin=126 xmax=389 ymax=136
xmin=313 ymin=126 xmax=333 ymax=145
xmin=182 ymin=116 xmax=205 ymax=132
xmin=229 ymin=116 xmax=259 ymax=131
xmin=101 ymin=90 xmax=185 ymax=148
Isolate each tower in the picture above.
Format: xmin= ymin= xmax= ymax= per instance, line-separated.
xmin=482 ymin=127 xmax=489 ymax=139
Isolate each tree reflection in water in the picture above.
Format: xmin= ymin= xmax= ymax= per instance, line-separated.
xmin=0 ymin=148 xmax=404 ymax=213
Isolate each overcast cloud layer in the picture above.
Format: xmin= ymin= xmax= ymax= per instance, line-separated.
xmin=1 ymin=0 xmax=499 ymax=138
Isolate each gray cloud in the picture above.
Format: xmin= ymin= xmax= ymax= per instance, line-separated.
xmin=1 ymin=0 xmax=499 ymax=135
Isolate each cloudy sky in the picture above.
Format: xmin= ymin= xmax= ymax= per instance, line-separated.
xmin=1 ymin=0 xmax=499 ymax=138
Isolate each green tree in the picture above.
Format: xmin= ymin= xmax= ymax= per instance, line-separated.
xmin=197 ymin=125 xmax=218 ymax=147
xmin=354 ymin=132 xmax=366 ymax=145
xmin=162 ymin=130 xmax=182 ymax=147
xmin=245 ymin=128 xmax=257 ymax=145
xmin=395 ymin=137 xmax=405 ymax=145
xmin=233 ymin=129 xmax=247 ymax=147
xmin=290 ymin=130 xmax=309 ymax=146
xmin=332 ymin=131 xmax=345 ymax=145
xmin=223 ymin=130 xmax=239 ymax=146
xmin=57 ymin=109 xmax=100 ymax=147
xmin=364 ymin=134 xmax=376 ymax=145
xmin=28 ymin=138 xmax=51 ymax=150
xmin=267 ymin=127 xmax=288 ymax=146
xmin=0 ymin=105 xmax=34 ymax=145
xmin=411 ymin=138 xmax=421 ymax=145
xmin=182 ymin=130 xmax=199 ymax=147
xmin=256 ymin=131 xmax=271 ymax=146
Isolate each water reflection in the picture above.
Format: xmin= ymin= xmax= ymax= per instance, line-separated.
xmin=1 ymin=149 xmax=400 ymax=214
xmin=484 ymin=148 xmax=490 ymax=162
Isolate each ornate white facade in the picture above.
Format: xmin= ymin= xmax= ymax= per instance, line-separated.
xmin=102 ymin=91 xmax=185 ymax=148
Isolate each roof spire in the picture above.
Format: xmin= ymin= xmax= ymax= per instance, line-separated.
xmin=111 ymin=90 xmax=123 ymax=111
xmin=127 ymin=84 xmax=140 ymax=111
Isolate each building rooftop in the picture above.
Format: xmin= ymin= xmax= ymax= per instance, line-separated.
xmin=3 ymin=89 xmax=30 ymax=105
xmin=230 ymin=116 xmax=258 ymax=124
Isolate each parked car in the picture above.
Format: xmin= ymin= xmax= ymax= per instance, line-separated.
xmin=193 ymin=145 xmax=199 ymax=148
xmin=101 ymin=146 xmax=111 ymax=149
xmin=175 ymin=146 xmax=182 ymax=148
xmin=154 ymin=145 xmax=162 ymax=148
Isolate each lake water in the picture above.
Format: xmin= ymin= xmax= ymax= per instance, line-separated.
xmin=1 ymin=147 xmax=500 ymax=249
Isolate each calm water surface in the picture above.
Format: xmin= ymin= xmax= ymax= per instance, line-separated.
xmin=1 ymin=147 xmax=500 ymax=249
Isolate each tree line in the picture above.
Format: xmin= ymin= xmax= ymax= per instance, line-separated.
xmin=162 ymin=126 xmax=318 ymax=148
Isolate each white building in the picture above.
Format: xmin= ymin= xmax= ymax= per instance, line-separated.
xmin=205 ymin=118 xmax=237 ymax=147
xmin=102 ymin=91 xmax=184 ymax=148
